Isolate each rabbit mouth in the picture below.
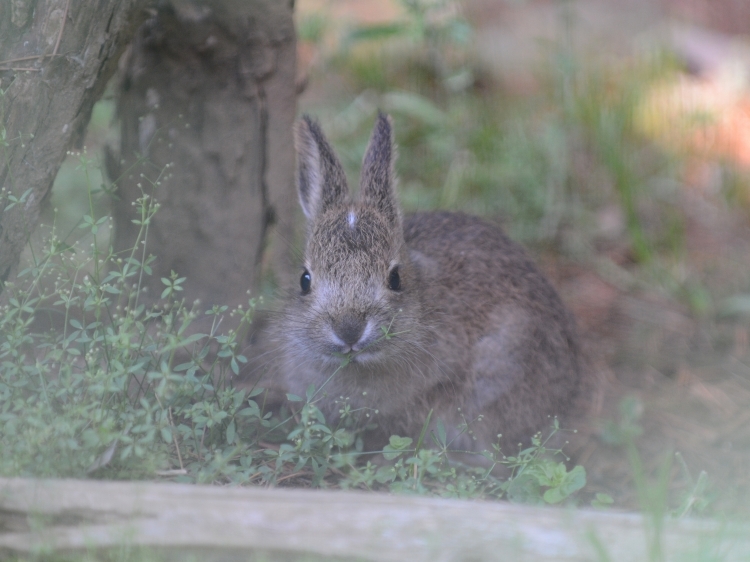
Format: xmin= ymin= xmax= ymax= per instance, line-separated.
xmin=323 ymin=335 xmax=387 ymax=365
xmin=329 ymin=342 xmax=383 ymax=364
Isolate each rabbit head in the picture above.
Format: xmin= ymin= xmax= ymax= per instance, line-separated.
xmin=288 ymin=113 xmax=425 ymax=370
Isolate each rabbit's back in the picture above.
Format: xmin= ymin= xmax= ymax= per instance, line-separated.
xmin=403 ymin=211 xmax=585 ymax=450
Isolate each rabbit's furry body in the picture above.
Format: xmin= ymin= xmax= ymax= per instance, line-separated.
xmin=275 ymin=114 xmax=587 ymax=453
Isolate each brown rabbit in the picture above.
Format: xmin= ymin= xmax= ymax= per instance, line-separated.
xmin=273 ymin=113 xmax=589 ymax=455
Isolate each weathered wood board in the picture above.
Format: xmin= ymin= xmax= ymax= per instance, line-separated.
xmin=0 ymin=477 xmax=746 ymax=561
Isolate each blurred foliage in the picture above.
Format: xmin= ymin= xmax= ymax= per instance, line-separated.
xmin=301 ymin=1 xmax=666 ymax=253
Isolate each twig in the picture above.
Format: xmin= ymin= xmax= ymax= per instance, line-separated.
xmin=53 ymin=0 xmax=71 ymax=57
xmin=275 ymin=471 xmax=307 ymax=484
xmin=0 ymin=0 xmax=71 ymax=69
xmin=6 ymin=67 xmax=41 ymax=72
xmin=168 ymin=407 xmax=185 ymax=471
xmin=0 ymin=55 xmax=50 ymax=66
xmin=155 ymin=469 xmax=188 ymax=476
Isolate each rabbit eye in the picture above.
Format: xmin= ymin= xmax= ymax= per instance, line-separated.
xmin=300 ymin=269 xmax=311 ymax=294
xmin=388 ymin=266 xmax=401 ymax=291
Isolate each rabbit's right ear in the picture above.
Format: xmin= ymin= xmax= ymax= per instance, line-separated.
xmin=294 ymin=116 xmax=350 ymax=220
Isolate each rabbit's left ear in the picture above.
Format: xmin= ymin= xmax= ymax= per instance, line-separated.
xmin=360 ymin=112 xmax=400 ymax=226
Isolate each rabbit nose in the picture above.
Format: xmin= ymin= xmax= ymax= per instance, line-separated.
xmin=332 ymin=314 xmax=366 ymax=347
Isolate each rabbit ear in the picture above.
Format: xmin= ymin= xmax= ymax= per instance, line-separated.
xmin=360 ymin=112 xmax=400 ymax=226
xmin=294 ymin=116 xmax=350 ymax=220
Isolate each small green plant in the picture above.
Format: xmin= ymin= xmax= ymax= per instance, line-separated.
xmin=332 ymin=412 xmax=586 ymax=504
xmin=0 ymin=153 xmax=264 ymax=481
xmin=500 ymin=423 xmax=587 ymax=505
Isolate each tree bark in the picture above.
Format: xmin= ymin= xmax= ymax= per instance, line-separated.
xmin=109 ymin=0 xmax=298 ymax=311
xmin=0 ymin=0 xmax=151 ymax=287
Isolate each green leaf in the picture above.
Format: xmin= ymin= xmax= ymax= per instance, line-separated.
xmin=226 ymin=419 xmax=236 ymax=444
xmin=332 ymin=429 xmax=353 ymax=448
xmin=505 ymin=473 xmax=544 ymax=505
xmin=388 ymin=435 xmax=413 ymax=450
xmin=286 ymin=394 xmax=303 ymax=402
xmin=436 ymin=419 xmax=446 ymax=447
xmin=177 ymin=332 xmax=208 ymax=346
xmin=375 ymin=465 xmax=397 ymax=484
xmin=592 ymin=493 xmax=614 ymax=508
xmin=383 ymin=435 xmax=413 ymax=460
xmin=382 ymin=448 xmax=403 ymax=461
xmin=305 ymin=384 xmax=316 ymax=402
xmin=543 ymin=486 xmax=566 ymax=504
xmin=160 ymin=426 xmax=173 ymax=444
xmin=543 ymin=465 xmax=586 ymax=504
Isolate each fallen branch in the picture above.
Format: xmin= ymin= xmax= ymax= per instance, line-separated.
xmin=0 ymin=477 xmax=747 ymax=561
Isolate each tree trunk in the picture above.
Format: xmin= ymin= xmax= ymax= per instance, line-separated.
xmin=109 ymin=0 xmax=298 ymax=312
xmin=0 ymin=0 xmax=151 ymax=287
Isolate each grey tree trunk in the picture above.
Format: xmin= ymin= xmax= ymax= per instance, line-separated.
xmin=109 ymin=0 xmax=298 ymax=312
xmin=0 ymin=0 xmax=150 ymax=287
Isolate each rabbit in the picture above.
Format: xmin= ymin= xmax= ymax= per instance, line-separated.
xmin=271 ymin=112 xmax=590 ymax=456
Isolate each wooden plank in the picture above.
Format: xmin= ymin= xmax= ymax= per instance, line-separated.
xmin=0 ymin=477 xmax=746 ymax=561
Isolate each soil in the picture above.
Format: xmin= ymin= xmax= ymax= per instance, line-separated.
xmin=551 ymin=192 xmax=750 ymax=514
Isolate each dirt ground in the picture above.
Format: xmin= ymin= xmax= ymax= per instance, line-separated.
xmin=554 ymin=191 xmax=750 ymax=513
xmin=296 ymin=0 xmax=750 ymax=515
